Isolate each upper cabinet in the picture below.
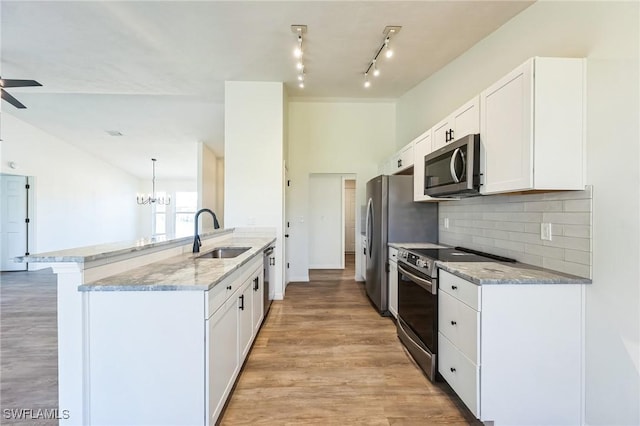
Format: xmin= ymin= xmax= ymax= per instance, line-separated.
xmin=432 ymin=96 xmax=480 ymax=151
xmin=395 ymin=142 xmax=414 ymax=173
xmin=480 ymin=57 xmax=585 ymax=195
xmin=412 ymin=130 xmax=436 ymax=202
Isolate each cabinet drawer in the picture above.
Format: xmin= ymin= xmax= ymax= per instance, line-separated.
xmin=438 ymin=333 xmax=480 ymax=417
xmin=438 ymin=290 xmax=480 ymax=363
xmin=388 ymin=247 xmax=398 ymax=261
xmin=439 ymin=269 xmax=481 ymax=310
xmin=207 ymin=279 xmax=238 ymax=318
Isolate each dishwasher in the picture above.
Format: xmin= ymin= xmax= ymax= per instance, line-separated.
xmin=263 ymin=246 xmax=275 ymax=314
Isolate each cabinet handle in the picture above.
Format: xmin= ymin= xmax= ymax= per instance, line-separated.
xmin=253 ymin=277 xmax=259 ymax=291
xmin=445 ymin=130 xmax=450 ymax=142
xmin=270 ymin=257 xmax=275 ymax=266
xmin=398 ymin=159 xmax=402 ymax=168
xmin=450 ymin=367 xmax=456 ymax=373
xmin=451 ymin=285 xmax=458 ymax=290
xmin=451 ymin=320 xmax=457 ymax=326
xmin=239 ymin=294 xmax=244 ymax=310
xmin=449 ymin=128 xmax=454 ymax=141
xmin=226 ymin=285 xmax=232 ymax=290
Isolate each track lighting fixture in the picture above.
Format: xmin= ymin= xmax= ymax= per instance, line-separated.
xmin=291 ymin=25 xmax=307 ymax=89
xmin=362 ymin=26 xmax=401 ymax=89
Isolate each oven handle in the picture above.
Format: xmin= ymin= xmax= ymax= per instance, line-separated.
xmin=398 ymin=263 xmax=436 ymax=295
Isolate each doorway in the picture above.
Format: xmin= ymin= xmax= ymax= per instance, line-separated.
xmin=308 ymin=173 xmax=357 ymax=270
xmin=1 ymin=174 xmax=30 ymax=271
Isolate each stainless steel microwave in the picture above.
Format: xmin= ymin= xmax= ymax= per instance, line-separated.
xmin=424 ymin=133 xmax=481 ymax=198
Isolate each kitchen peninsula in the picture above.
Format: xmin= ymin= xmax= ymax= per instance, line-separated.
xmin=18 ymin=228 xmax=276 ymax=426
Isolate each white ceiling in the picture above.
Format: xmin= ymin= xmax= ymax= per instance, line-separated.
xmin=1 ymin=1 xmax=532 ymax=180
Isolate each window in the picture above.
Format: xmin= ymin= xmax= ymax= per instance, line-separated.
xmin=153 ymin=192 xmax=168 ymax=236
xmin=175 ymin=192 xmax=198 ymax=237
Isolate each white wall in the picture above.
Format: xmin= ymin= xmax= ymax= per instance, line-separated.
xmin=287 ymin=101 xmax=395 ymax=282
xmin=396 ymin=2 xmax=640 ymax=424
xmin=308 ymin=174 xmax=343 ymax=269
xmin=197 ymin=142 xmax=221 ymax=228
xmin=224 ymin=81 xmax=285 ymax=298
xmin=0 ymin=114 xmax=143 ymax=260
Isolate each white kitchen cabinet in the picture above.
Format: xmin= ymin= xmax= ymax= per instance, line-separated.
xmin=480 ymin=57 xmax=585 ymax=194
xmin=432 ymin=96 xmax=480 ymax=151
xmin=239 ymin=277 xmax=254 ymax=360
xmin=394 ymin=142 xmax=414 ymax=173
xmin=412 ymin=129 xmax=436 ymax=202
xmin=207 ymin=290 xmax=240 ymax=424
xmin=251 ymin=273 xmax=264 ymax=334
xmin=437 ymin=269 xmax=584 ymax=425
xmin=388 ymin=247 xmax=398 ymax=319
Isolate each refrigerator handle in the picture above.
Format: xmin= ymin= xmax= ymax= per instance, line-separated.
xmin=366 ymin=198 xmax=374 ymax=257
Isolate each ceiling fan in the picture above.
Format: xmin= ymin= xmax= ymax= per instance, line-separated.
xmin=1 ymin=77 xmax=42 ymax=109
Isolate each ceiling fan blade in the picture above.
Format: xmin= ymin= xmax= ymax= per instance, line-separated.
xmin=1 ymin=89 xmax=27 ymax=109
xmin=0 ymin=78 xmax=42 ymax=88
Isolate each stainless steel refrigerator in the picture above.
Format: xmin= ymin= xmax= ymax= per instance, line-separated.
xmin=365 ymin=174 xmax=438 ymax=315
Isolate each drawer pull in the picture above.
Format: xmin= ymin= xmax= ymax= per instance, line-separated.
xmin=226 ymin=285 xmax=232 ymax=290
xmin=450 ymin=367 xmax=456 ymax=373
xmin=451 ymin=285 xmax=458 ymax=290
xmin=450 ymin=320 xmax=457 ymax=326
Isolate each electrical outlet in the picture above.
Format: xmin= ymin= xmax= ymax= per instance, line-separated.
xmin=444 ymin=218 xmax=450 ymax=229
xmin=541 ymin=223 xmax=552 ymax=241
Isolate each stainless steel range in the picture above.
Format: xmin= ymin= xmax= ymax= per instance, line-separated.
xmin=396 ymin=246 xmax=514 ymax=381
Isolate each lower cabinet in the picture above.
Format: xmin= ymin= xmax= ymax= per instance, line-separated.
xmin=388 ymin=247 xmax=398 ymax=319
xmin=207 ymin=294 xmax=240 ymax=423
xmin=205 ymin=258 xmax=263 ymax=425
xmin=251 ymin=274 xmax=263 ymax=334
xmin=437 ymin=269 xmax=584 ymax=425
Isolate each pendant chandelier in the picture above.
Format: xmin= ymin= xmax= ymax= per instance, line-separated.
xmin=137 ymin=158 xmax=170 ymax=205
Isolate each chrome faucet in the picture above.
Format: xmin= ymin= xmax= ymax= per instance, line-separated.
xmin=192 ymin=208 xmax=221 ymax=253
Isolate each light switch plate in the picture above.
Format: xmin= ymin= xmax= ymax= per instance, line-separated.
xmin=541 ymin=223 xmax=552 ymax=241
xmin=444 ymin=218 xmax=450 ymax=229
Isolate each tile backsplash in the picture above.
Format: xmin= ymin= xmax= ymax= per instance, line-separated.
xmin=438 ymin=186 xmax=592 ymax=278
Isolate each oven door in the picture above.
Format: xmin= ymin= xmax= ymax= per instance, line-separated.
xmin=397 ymin=261 xmax=438 ymax=380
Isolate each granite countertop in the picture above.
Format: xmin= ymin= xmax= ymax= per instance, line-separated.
xmin=437 ymin=261 xmax=591 ymax=285
xmin=16 ymin=228 xmax=233 ymax=264
xmin=78 ymin=236 xmax=276 ymax=292
xmin=388 ymin=242 xmax=449 ymax=249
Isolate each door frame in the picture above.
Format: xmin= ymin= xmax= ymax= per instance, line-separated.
xmin=0 ymin=173 xmax=36 ymax=271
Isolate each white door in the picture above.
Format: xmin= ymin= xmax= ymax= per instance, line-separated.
xmin=344 ymin=180 xmax=356 ymax=253
xmin=1 ymin=175 xmax=28 ymax=271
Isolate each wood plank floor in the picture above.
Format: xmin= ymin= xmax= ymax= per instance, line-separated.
xmin=221 ymin=255 xmax=478 ymax=425
xmin=0 ymin=257 xmax=477 ymax=425
xmin=0 ymin=268 xmax=58 ymax=426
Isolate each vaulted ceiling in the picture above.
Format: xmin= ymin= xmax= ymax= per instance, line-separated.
xmin=1 ymin=1 xmax=532 ymax=180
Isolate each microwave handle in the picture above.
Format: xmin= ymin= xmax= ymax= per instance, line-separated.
xmin=449 ymin=147 xmax=465 ymax=183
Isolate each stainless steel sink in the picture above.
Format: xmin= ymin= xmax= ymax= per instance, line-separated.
xmin=196 ymin=247 xmax=251 ymax=259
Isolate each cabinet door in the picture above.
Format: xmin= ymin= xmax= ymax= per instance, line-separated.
xmin=432 ymin=117 xmax=450 ymax=151
xmin=398 ymin=143 xmax=414 ymax=172
xmin=207 ymin=297 xmax=239 ymax=425
xmin=238 ymin=283 xmax=253 ymax=359
xmin=251 ymin=272 xmax=263 ymax=334
xmin=452 ymin=96 xmax=480 ymax=141
xmin=388 ymin=260 xmax=398 ymax=319
xmin=413 ymin=130 xmax=433 ymax=202
xmin=481 ymin=59 xmax=534 ymax=194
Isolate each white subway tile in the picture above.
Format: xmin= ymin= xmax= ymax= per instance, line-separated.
xmin=493 ymin=203 xmax=525 ymax=212
xmin=542 ymin=212 xmax=591 ymax=225
xmin=524 ymin=243 xmax=564 ymax=259
xmin=524 ymin=201 xmax=563 ymax=212
xmin=563 ymin=224 xmax=591 ymax=238
xmin=563 ymin=199 xmax=592 ymax=212
xmin=483 ymin=212 xmax=543 ymax=223
xmin=510 ymin=232 xmax=544 ymax=244
xmin=517 ymin=253 xmax=544 ymax=267
xmin=472 ymin=236 xmax=495 ymax=246
xmin=494 ymin=239 xmax=525 ymax=252
xmin=565 ymin=249 xmax=591 ymax=265
xmin=484 ymin=229 xmax=510 ymax=240
xmin=543 ymin=235 xmax=591 ymax=251
xmin=494 ymin=222 xmax=526 ymax=232
xmin=543 ymin=258 xmax=591 ymax=278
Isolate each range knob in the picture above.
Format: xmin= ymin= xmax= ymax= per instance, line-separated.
xmin=416 ymin=259 xmax=427 ymax=268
